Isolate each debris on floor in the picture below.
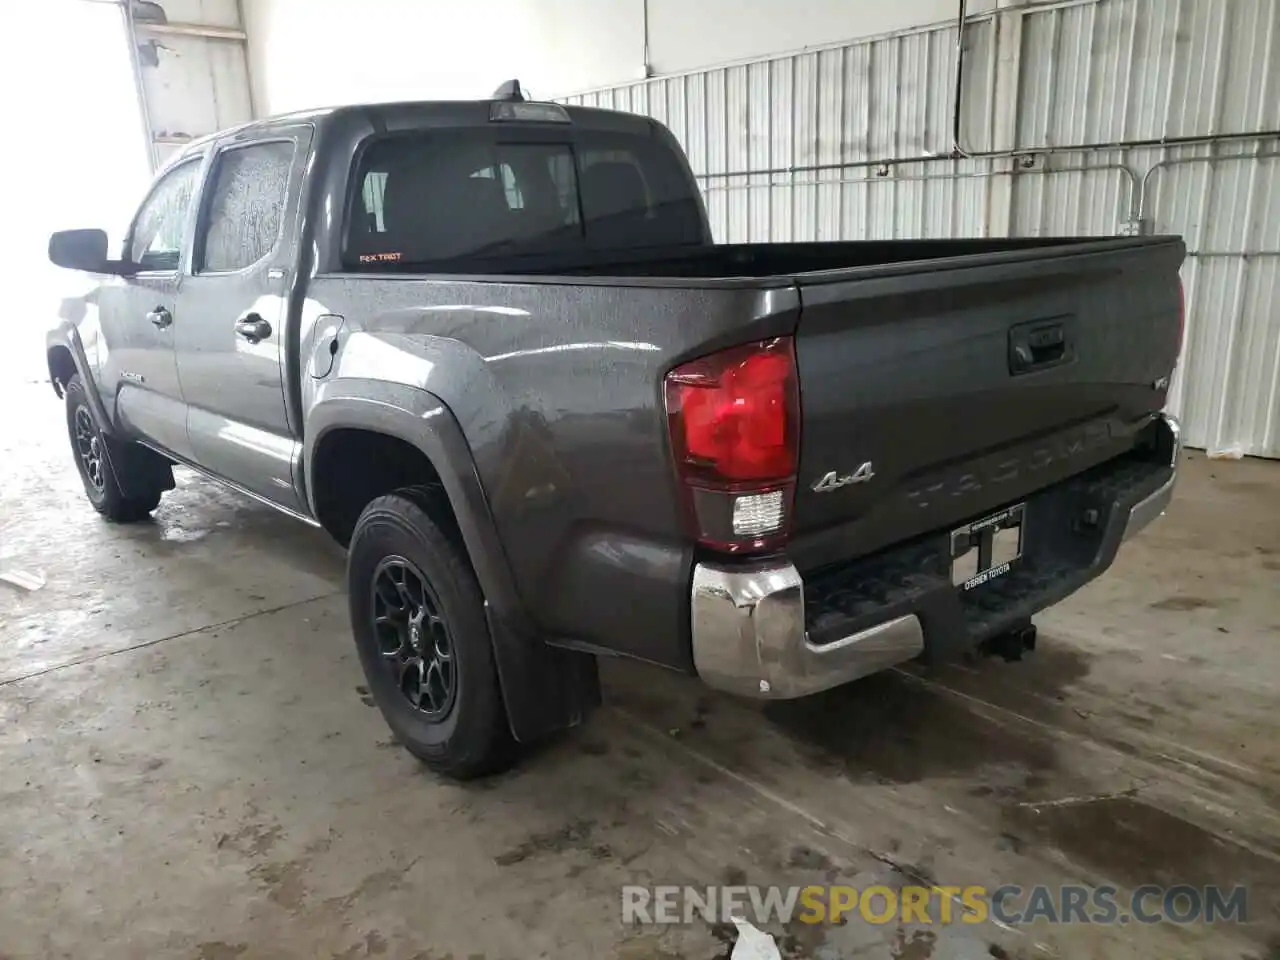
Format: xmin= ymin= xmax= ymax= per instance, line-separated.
xmin=730 ymin=918 xmax=782 ymax=960
xmin=0 ymin=567 xmax=45 ymax=592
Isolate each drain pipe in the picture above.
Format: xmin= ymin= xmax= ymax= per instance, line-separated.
xmin=640 ymin=0 xmax=653 ymax=78
xmin=951 ymin=0 xmax=970 ymax=157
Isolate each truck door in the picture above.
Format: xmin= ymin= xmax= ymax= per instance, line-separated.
xmin=174 ymin=126 xmax=311 ymax=513
xmin=99 ymin=156 xmax=203 ymax=460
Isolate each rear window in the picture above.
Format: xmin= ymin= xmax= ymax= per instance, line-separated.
xmin=345 ymin=128 xmax=705 ymax=270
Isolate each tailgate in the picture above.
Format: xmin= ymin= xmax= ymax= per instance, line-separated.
xmin=788 ymin=237 xmax=1185 ymax=573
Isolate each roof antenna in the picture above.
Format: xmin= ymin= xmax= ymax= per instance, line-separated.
xmin=492 ymin=79 xmax=525 ymax=102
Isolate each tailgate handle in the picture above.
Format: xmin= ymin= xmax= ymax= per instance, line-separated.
xmin=1010 ymin=320 xmax=1072 ymax=374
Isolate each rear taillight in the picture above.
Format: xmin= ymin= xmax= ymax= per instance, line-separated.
xmin=664 ymin=337 xmax=799 ymax=554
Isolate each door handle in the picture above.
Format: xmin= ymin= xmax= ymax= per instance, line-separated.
xmin=147 ymin=306 xmax=172 ymax=329
xmin=235 ymin=314 xmax=272 ymax=344
xmin=1009 ymin=319 xmax=1073 ymax=374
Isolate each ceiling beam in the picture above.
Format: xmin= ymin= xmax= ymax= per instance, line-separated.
xmin=135 ymin=21 xmax=247 ymax=41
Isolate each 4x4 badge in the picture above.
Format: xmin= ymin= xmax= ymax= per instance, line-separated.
xmin=812 ymin=462 xmax=875 ymax=492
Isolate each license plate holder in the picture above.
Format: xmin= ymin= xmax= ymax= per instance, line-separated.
xmin=951 ymin=503 xmax=1025 ymax=591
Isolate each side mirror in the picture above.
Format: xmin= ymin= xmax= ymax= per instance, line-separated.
xmin=48 ymin=229 xmax=137 ymax=275
xmin=49 ymin=229 xmax=108 ymax=271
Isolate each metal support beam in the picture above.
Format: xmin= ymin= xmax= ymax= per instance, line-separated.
xmin=123 ymin=0 xmax=255 ymax=169
xmin=122 ymin=0 xmax=158 ymax=170
xmin=135 ymin=21 xmax=247 ymax=41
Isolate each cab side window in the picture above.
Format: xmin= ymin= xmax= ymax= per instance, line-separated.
xmin=197 ymin=141 xmax=295 ymax=273
xmin=128 ymin=160 xmax=201 ymax=272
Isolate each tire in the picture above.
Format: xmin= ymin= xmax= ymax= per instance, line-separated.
xmin=347 ymin=490 xmax=515 ymax=779
xmin=64 ymin=375 xmax=164 ymax=522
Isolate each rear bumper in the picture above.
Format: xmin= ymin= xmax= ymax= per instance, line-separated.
xmin=1123 ymin=413 xmax=1179 ymax=538
xmin=690 ymin=561 xmax=925 ymax=698
xmin=690 ymin=413 xmax=1180 ymax=700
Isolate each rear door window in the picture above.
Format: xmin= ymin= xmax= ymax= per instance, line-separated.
xmin=197 ymin=141 xmax=295 ymax=273
xmin=346 ymin=128 xmax=704 ymax=269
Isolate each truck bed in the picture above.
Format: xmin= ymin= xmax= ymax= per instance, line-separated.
xmin=475 ymin=233 xmax=1183 ymax=575
xmin=465 ymin=236 xmax=1161 ymax=280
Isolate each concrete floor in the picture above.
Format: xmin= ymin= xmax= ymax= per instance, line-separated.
xmin=2 ymin=380 xmax=1278 ymax=960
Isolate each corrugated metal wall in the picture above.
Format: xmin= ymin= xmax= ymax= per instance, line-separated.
xmin=568 ymin=18 xmax=998 ymax=243
xmin=562 ymin=0 xmax=1280 ymax=458
xmin=1015 ymin=0 xmax=1280 ymax=457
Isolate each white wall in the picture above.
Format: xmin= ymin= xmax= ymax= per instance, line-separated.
xmin=2 ymin=0 xmax=150 ymax=385
xmin=647 ymin=0 xmax=992 ymax=77
xmin=243 ymin=0 xmax=990 ymax=115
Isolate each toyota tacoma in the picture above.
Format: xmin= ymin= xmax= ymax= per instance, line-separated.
xmin=46 ymin=86 xmax=1184 ymax=777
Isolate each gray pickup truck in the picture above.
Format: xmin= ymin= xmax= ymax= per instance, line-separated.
xmin=47 ymin=86 xmax=1184 ymax=777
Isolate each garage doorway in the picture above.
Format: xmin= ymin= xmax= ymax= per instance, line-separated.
xmin=0 ymin=0 xmax=150 ymax=387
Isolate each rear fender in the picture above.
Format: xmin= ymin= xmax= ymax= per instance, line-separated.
xmin=306 ymin=379 xmax=600 ymax=742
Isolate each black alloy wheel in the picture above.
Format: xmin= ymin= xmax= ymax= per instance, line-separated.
xmin=371 ymin=556 xmax=458 ymax=719
xmin=63 ymin=374 xmax=168 ymax=521
xmin=347 ymin=489 xmax=515 ymax=778
xmin=73 ymin=406 xmax=106 ymax=493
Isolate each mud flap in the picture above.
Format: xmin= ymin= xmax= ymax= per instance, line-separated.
xmin=103 ymin=434 xmax=175 ymax=499
xmin=394 ymin=482 xmax=601 ymax=743
xmin=486 ymin=604 xmax=601 ymax=743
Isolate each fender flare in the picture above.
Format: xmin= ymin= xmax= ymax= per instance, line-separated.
xmin=47 ymin=325 xmax=113 ymax=435
xmin=46 ymin=325 xmax=174 ymax=497
xmin=305 ymin=380 xmax=599 ymax=742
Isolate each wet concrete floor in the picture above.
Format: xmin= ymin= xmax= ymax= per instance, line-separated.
xmin=2 ymin=381 xmax=1278 ymax=960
